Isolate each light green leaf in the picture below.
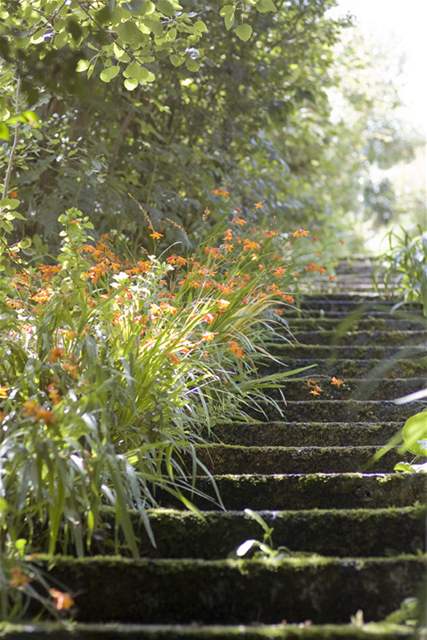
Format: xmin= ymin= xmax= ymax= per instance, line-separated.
xmin=235 ymin=23 xmax=253 ymax=42
xmin=124 ymin=78 xmax=139 ymax=91
xmin=170 ymin=54 xmax=185 ymax=67
xmin=100 ymin=65 xmax=120 ymax=82
xmin=0 ymin=123 xmax=9 ymax=141
xmin=76 ymin=59 xmax=91 ymax=72
xmin=219 ymin=4 xmax=235 ymax=30
xmin=256 ymin=0 xmax=276 ymax=12
xmin=117 ymin=21 xmax=145 ymax=45
xmin=194 ymin=20 xmax=208 ymax=34
xmin=124 ymin=62 xmax=155 ymax=83
xmin=158 ymin=0 xmax=182 ymax=16
xmin=0 ymin=198 xmax=20 ymax=210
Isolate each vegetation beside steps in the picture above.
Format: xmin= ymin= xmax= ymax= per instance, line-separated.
xmin=4 ymin=259 xmax=427 ymax=638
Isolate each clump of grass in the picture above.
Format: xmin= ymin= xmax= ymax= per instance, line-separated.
xmin=0 ymin=207 xmax=331 ymax=619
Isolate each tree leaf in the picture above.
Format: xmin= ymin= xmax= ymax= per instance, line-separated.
xmin=76 ymin=59 xmax=91 ymax=73
xmin=219 ymin=4 xmax=235 ymax=31
xmin=235 ymin=23 xmax=253 ymax=42
xmin=0 ymin=123 xmax=9 ymax=141
xmin=256 ymin=0 xmax=276 ymax=13
xmin=100 ymin=65 xmax=121 ymax=82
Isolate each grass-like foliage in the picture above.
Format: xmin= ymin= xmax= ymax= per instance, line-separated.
xmin=0 ymin=206 xmax=326 ymax=618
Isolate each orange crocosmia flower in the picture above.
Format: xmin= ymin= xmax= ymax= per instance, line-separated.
xmin=273 ymin=267 xmax=286 ymax=278
xmin=224 ymin=229 xmax=233 ymax=242
xmin=292 ymin=228 xmax=309 ymax=239
xmin=217 ymin=299 xmax=230 ymax=311
xmin=9 ymin=567 xmax=31 ymax=589
xmin=9 ymin=190 xmax=18 ymax=198
xmin=275 ymin=308 xmax=285 ymax=316
xmin=328 ymin=275 xmax=337 ymax=282
xmin=330 ymin=376 xmax=344 ymax=388
xmin=149 ymin=231 xmax=163 ymax=240
xmin=228 ymin=340 xmax=244 ymax=359
xmin=305 ymin=262 xmax=326 ymax=274
xmin=232 ymin=217 xmax=247 ymax=226
xmin=31 ymin=288 xmax=53 ymax=304
xmin=306 ymin=379 xmax=318 ymax=388
xmin=49 ymin=588 xmax=75 ymax=611
xmin=310 ymin=385 xmax=322 ymax=397
xmin=242 ymin=239 xmax=260 ymax=252
xmin=202 ymin=312 xmax=216 ymax=324
xmin=48 ymin=347 xmax=65 ymax=363
xmin=48 ymin=384 xmax=61 ymax=405
xmin=0 ymin=386 xmax=9 ymax=399
xmin=38 ymin=264 xmax=61 ymax=281
xmin=62 ymin=363 xmax=79 ymax=379
xmin=204 ymin=247 xmax=222 ymax=259
xmin=281 ymin=294 xmax=295 ymax=304
xmin=254 ymin=201 xmax=264 ymax=209
xmin=211 ymin=188 xmax=230 ymax=198
xmin=167 ymin=255 xmax=187 ymax=267
xmin=263 ymin=230 xmax=278 ymax=238
xmin=168 ymin=353 xmax=181 ymax=365
xmin=201 ymin=331 xmax=217 ymax=342
xmin=23 ymin=400 xmax=56 ymax=425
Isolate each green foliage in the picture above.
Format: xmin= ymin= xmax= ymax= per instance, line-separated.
xmin=378 ymin=226 xmax=427 ymax=315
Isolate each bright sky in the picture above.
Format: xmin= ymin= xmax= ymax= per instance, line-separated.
xmin=334 ymin=0 xmax=427 ymax=136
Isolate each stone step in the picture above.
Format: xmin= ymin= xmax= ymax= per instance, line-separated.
xmin=278 ymin=378 xmax=425 ymax=401
xmin=193 ymin=445 xmax=406 ymax=474
xmin=214 ymin=422 xmax=402 ymax=447
xmin=173 ymin=473 xmax=426 ymax=511
xmin=286 ymin=318 xmax=426 ymax=331
xmin=292 ymin=331 xmax=427 ymax=346
xmin=94 ymin=506 xmax=426 ymax=559
xmin=251 ymin=400 xmax=426 ymax=422
xmin=271 ymin=344 xmax=426 ymax=359
xmin=30 ymin=555 xmax=427 ymax=624
xmin=0 ymin=622 xmax=417 ymax=639
xmin=265 ymin=358 xmax=426 ymax=378
xmin=285 ymin=310 xmax=422 ymax=320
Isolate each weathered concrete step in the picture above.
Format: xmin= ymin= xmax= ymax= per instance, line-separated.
xmin=0 ymin=622 xmax=417 ymax=639
xmin=299 ymin=297 xmax=411 ymax=307
xmin=162 ymin=473 xmax=426 ymax=510
xmin=258 ymin=400 xmax=426 ymax=423
xmin=292 ymin=331 xmax=427 ymax=346
xmin=279 ymin=378 xmax=426 ymax=401
xmin=287 ymin=318 xmax=426 ymax=331
xmin=193 ymin=445 xmax=406 ymax=474
xmin=106 ymin=506 xmax=426 ymax=559
xmin=285 ymin=310 xmax=422 ymax=320
xmin=272 ymin=344 xmax=426 ymax=359
xmin=214 ymin=422 xmax=402 ymax=447
xmin=267 ymin=358 xmax=426 ymax=378
xmin=31 ymin=555 xmax=427 ymax=624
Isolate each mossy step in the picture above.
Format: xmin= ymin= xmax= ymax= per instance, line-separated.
xmin=298 ymin=300 xmax=415 ymax=311
xmin=284 ymin=311 xmax=423 ymax=320
xmin=28 ymin=555 xmax=427 ymax=624
xmin=0 ymin=623 xmax=417 ymax=639
xmin=0 ymin=622 xmax=417 ymax=639
xmin=193 ymin=444 xmax=404 ymax=474
xmin=292 ymin=331 xmax=427 ymax=346
xmin=94 ymin=506 xmax=426 ymax=559
xmin=286 ymin=319 xmax=426 ymax=331
xmin=214 ymin=422 xmax=402 ymax=447
xmin=264 ymin=358 xmax=426 ymax=378
xmin=167 ymin=473 xmax=426 ymax=511
xmin=271 ymin=344 xmax=425 ymax=360
xmin=253 ymin=400 xmax=426 ymax=423
xmin=278 ymin=378 xmax=426 ymax=401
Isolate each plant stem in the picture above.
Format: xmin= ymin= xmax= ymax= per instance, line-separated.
xmin=2 ymin=76 xmax=21 ymax=200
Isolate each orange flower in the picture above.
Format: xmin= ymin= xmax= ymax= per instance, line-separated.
xmin=242 ymin=239 xmax=260 ymax=252
xmin=0 ymin=386 xmax=9 ymax=399
xmin=9 ymin=567 xmax=31 ymax=589
xmin=273 ymin=267 xmax=286 ymax=277
xmin=281 ymin=294 xmax=295 ymax=304
xmin=149 ymin=231 xmax=163 ymax=240
xmin=9 ymin=190 xmax=18 ymax=198
xmin=330 ymin=376 xmax=344 ymax=388
xmin=168 ymin=353 xmax=181 ymax=365
xmin=31 ymin=288 xmax=53 ymax=304
xmin=204 ymin=247 xmax=222 ymax=259
xmin=232 ymin=217 xmax=247 ymax=226
xmin=224 ymin=229 xmax=233 ymax=242
xmin=310 ymin=385 xmax=322 ymax=397
xmin=263 ymin=230 xmax=278 ymax=238
xmin=228 ymin=340 xmax=244 ymax=358
xmin=48 ymin=384 xmax=61 ymax=405
xmin=305 ymin=262 xmax=326 ymax=274
xmin=328 ymin=275 xmax=337 ymax=282
xmin=23 ymin=400 xmax=56 ymax=425
xmin=292 ymin=228 xmax=309 ymax=239
xmin=38 ymin=264 xmax=61 ymax=281
xmin=49 ymin=588 xmax=75 ymax=611
xmin=211 ymin=188 xmax=230 ymax=198
xmin=202 ymin=312 xmax=216 ymax=324
xmin=62 ymin=363 xmax=79 ymax=379
xmin=201 ymin=331 xmax=217 ymax=342
xmin=167 ymin=255 xmax=187 ymax=267
xmin=217 ymin=299 xmax=230 ymax=311
xmin=48 ymin=347 xmax=65 ymax=363
xmin=254 ymin=201 xmax=264 ymax=209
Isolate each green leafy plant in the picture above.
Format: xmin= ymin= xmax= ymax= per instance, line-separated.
xmin=235 ymin=509 xmax=291 ymax=561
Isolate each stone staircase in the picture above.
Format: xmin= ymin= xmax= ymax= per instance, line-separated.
xmin=4 ymin=258 xmax=427 ymax=639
